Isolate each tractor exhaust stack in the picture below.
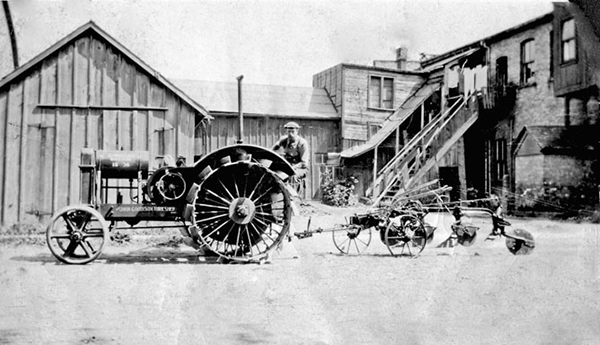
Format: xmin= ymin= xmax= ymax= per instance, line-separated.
xmin=236 ymin=75 xmax=244 ymax=144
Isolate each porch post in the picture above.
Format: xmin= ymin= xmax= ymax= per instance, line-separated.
xmin=395 ymin=126 xmax=400 ymax=155
xmin=373 ymin=145 xmax=378 ymax=197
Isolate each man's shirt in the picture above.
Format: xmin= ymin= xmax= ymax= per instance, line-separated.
xmin=273 ymin=136 xmax=309 ymax=169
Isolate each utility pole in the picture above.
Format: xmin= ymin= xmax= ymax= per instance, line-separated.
xmin=2 ymin=0 xmax=19 ymax=69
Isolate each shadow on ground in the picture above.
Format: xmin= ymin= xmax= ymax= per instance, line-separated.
xmin=9 ymin=245 xmax=231 ymax=265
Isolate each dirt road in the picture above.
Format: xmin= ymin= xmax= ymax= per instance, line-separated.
xmin=1 ymin=204 xmax=599 ymax=344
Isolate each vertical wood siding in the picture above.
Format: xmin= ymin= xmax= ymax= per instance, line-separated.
xmin=342 ymin=68 xmax=423 ymax=142
xmin=313 ymin=65 xmax=342 ymax=111
xmin=0 ymin=34 xmax=200 ymax=225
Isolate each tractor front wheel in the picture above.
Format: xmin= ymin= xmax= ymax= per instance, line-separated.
xmin=46 ymin=205 xmax=109 ymax=264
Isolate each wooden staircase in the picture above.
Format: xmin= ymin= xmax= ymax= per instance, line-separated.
xmin=368 ymin=93 xmax=480 ymax=206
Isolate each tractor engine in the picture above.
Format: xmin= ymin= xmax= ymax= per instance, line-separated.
xmin=80 ymin=148 xmax=150 ymax=205
xmin=80 ymin=148 xmax=192 ymax=206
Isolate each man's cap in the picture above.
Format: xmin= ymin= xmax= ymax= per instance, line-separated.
xmin=284 ymin=121 xmax=300 ymax=129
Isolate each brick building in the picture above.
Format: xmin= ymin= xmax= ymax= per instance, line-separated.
xmin=484 ymin=1 xmax=600 ymax=212
xmin=415 ymin=1 xmax=600 ymax=212
xmin=480 ymin=13 xmax=563 ymax=208
xmin=314 ymin=1 xmax=600 ymax=212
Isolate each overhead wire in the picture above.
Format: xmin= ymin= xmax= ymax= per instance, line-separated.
xmin=490 ymin=187 xmax=596 ymax=215
xmin=403 ymin=183 xmax=596 ymax=216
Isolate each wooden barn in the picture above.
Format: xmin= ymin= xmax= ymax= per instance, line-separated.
xmin=173 ymin=79 xmax=341 ymax=199
xmin=0 ymin=22 xmax=211 ymax=226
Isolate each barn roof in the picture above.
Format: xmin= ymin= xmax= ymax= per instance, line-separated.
xmin=172 ymin=79 xmax=339 ymax=120
xmin=0 ymin=21 xmax=211 ymax=120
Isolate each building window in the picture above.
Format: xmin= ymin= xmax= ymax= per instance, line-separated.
xmin=369 ymin=76 xmax=394 ymax=109
xmin=561 ymin=18 xmax=576 ymax=63
xmin=368 ymin=122 xmax=382 ymax=139
xmin=495 ymin=139 xmax=507 ymax=180
xmin=314 ymin=153 xmax=328 ymax=164
xmin=520 ymin=39 xmax=535 ymax=84
xmin=496 ymin=56 xmax=508 ymax=91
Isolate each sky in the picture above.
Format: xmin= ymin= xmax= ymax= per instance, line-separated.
xmin=0 ymin=0 xmax=559 ymax=87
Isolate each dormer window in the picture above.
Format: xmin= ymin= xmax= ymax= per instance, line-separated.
xmin=561 ymin=18 xmax=576 ymax=63
xmin=369 ymin=76 xmax=394 ymax=109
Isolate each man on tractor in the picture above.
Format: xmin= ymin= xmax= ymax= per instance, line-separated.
xmin=272 ymin=121 xmax=309 ymax=189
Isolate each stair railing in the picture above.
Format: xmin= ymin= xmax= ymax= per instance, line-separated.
xmin=369 ymin=96 xmax=467 ymax=202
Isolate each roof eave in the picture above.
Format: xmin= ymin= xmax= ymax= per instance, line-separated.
xmin=0 ymin=21 xmax=212 ymax=120
xmin=0 ymin=21 xmax=98 ymax=89
xmin=209 ymin=110 xmax=340 ymax=120
xmin=421 ymin=12 xmax=554 ymax=68
xmin=339 ymin=63 xmax=428 ymax=76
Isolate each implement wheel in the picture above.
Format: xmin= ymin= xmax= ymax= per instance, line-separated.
xmin=46 ymin=205 xmax=109 ymax=264
xmin=383 ymin=214 xmax=427 ymax=257
xmin=192 ymin=161 xmax=292 ymax=262
xmin=332 ymin=225 xmax=372 ymax=255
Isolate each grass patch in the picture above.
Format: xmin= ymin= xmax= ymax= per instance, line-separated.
xmin=0 ymin=223 xmax=45 ymax=236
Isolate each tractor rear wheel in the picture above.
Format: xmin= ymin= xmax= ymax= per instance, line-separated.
xmin=192 ymin=161 xmax=292 ymax=262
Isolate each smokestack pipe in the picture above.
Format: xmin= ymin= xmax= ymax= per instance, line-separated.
xmin=236 ymin=75 xmax=244 ymax=144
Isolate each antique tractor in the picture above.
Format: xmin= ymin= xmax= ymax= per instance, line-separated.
xmin=46 ymin=145 xmax=297 ymax=264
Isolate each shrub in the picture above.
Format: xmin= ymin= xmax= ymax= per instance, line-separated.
xmin=321 ymin=170 xmax=358 ymax=207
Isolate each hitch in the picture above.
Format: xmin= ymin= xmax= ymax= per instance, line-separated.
xmin=292 ymin=217 xmax=359 ymax=240
xmin=294 ymin=217 xmax=325 ymax=239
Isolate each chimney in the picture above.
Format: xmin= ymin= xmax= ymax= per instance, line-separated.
xmin=396 ymin=47 xmax=407 ymax=70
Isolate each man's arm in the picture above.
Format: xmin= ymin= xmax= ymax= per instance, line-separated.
xmin=272 ymin=137 xmax=284 ymax=151
xmin=294 ymin=139 xmax=309 ymax=169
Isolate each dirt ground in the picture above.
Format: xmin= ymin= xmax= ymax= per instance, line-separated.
xmin=0 ymin=201 xmax=599 ymax=345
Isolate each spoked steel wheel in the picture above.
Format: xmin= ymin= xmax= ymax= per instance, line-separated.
xmin=383 ymin=214 xmax=427 ymax=257
xmin=46 ymin=205 xmax=109 ymax=264
xmin=192 ymin=161 xmax=292 ymax=262
xmin=332 ymin=225 xmax=372 ymax=255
